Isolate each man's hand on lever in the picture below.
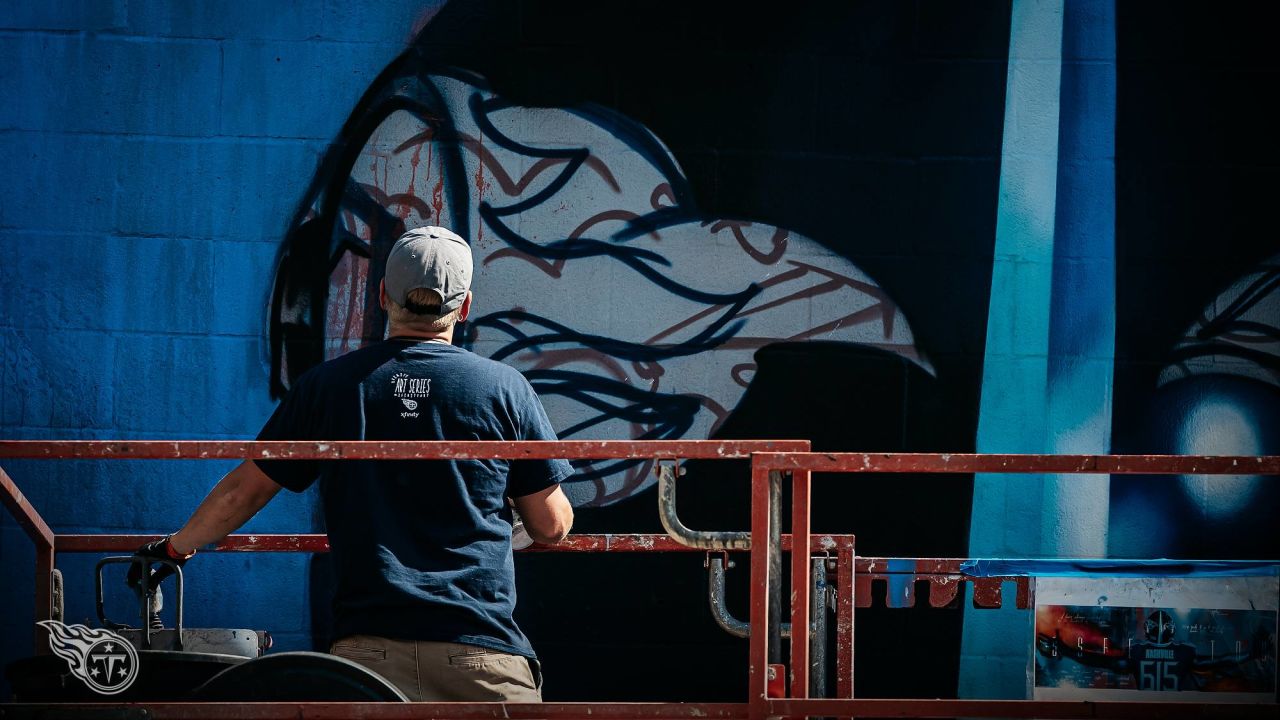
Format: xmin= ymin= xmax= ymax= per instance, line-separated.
xmin=126 ymin=535 xmax=195 ymax=591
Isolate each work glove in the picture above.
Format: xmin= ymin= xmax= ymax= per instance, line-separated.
xmin=125 ymin=536 xmax=194 ymax=591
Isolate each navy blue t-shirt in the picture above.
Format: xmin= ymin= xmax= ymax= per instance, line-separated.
xmin=254 ymin=339 xmax=573 ymax=658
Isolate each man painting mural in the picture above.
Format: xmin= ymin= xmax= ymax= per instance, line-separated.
xmin=129 ymin=226 xmax=575 ymax=701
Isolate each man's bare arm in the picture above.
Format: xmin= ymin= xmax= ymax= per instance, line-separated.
xmin=168 ymin=460 xmax=283 ymax=554
xmin=513 ymin=484 xmax=574 ymax=545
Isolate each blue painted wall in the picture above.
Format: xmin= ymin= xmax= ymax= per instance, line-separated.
xmin=0 ymin=0 xmax=442 ymax=696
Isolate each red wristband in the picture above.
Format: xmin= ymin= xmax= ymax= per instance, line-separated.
xmin=164 ymin=536 xmax=196 ymax=560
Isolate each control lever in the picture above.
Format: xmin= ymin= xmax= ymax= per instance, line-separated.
xmin=96 ymin=555 xmax=185 ymax=651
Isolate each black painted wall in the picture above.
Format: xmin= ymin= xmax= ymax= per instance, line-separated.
xmin=391 ymin=0 xmax=1013 ymax=700
xmin=1110 ymin=2 xmax=1280 ymax=560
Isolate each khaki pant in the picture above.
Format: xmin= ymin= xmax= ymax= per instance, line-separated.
xmin=330 ymin=635 xmax=542 ymax=702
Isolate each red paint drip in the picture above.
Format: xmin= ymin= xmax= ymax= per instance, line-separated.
xmin=408 ymin=142 xmax=422 ymax=196
xmin=398 ymin=141 xmax=423 ymax=221
xmin=432 ymin=175 xmax=444 ymax=222
xmin=426 ymin=142 xmax=439 ymax=221
xmin=473 ymin=134 xmax=486 ymax=243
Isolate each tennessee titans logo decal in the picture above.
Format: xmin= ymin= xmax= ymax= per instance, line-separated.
xmin=1143 ymin=610 xmax=1176 ymax=647
xmin=38 ymin=620 xmax=139 ymax=695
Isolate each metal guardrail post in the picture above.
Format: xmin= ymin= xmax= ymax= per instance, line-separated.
xmin=808 ymin=556 xmax=827 ymax=698
xmin=835 ymin=546 xmax=855 ymax=698
xmin=748 ymin=462 xmax=772 ymax=720
xmin=789 ymin=468 xmax=811 ymax=698
xmin=706 ymin=556 xmax=792 ymax=640
xmin=1 ymin=465 xmax=56 ymax=655
xmin=707 ymin=556 xmax=749 ymax=638
xmin=767 ymin=470 xmax=783 ymax=667
xmin=658 ymin=462 xmax=751 ymax=550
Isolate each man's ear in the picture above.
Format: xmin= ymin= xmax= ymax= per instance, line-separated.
xmin=458 ymin=291 xmax=473 ymax=322
xmin=379 ymin=279 xmax=388 ymax=310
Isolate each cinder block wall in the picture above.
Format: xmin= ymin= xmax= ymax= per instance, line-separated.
xmin=0 ymin=0 xmax=439 ymax=693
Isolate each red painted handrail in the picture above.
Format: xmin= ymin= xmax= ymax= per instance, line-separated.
xmin=3 ymin=441 xmax=1276 ymax=717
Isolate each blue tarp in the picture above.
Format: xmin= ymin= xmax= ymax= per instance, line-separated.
xmin=960 ymin=559 xmax=1280 ymax=578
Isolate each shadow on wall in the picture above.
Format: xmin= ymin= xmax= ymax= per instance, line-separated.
xmin=273 ymin=0 xmax=1010 ymax=700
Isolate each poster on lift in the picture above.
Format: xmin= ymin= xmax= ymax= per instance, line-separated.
xmin=1033 ymin=576 xmax=1278 ymax=702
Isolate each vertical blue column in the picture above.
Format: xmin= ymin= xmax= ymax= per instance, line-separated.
xmin=960 ymin=1 xmax=1064 ymax=695
xmin=960 ymin=0 xmax=1116 ymax=698
xmin=1042 ymin=0 xmax=1116 ymax=556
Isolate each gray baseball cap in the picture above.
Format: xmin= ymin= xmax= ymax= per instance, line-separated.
xmin=383 ymin=226 xmax=473 ymax=314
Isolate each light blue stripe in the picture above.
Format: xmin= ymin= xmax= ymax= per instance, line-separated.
xmin=1041 ymin=0 xmax=1117 ymax=556
xmin=961 ymin=559 xmax=1276 ymax=578
xmin=961 ymin=0 xmax=1118 ymax=699
xmin=963 ymin=0 xmax=1066 ymax=700
xmin=971 ymin=0 xmax=1065 ymax=558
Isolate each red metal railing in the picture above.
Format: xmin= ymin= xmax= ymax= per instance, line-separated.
xmin=0 ymin=439 xmax=818 ymax=642
xmin=1 ymin=441 xmax=1277 ymax=718
xmin=0 ymin=465 xmax=56 ymax=642
xmin=0 ymin=439 xmax=808 ymax=461
xmin=0 ymin=699 xmax=1262 ymax=719
xmin=746 ymin=451 xmax=1280 ymax=720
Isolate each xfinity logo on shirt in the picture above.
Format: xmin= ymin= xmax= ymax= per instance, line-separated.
xmin=391 ymin=372 xmax=431 ymax=418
